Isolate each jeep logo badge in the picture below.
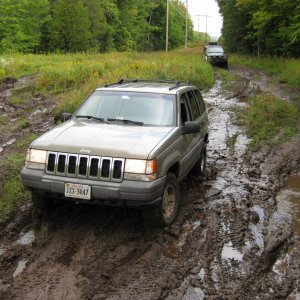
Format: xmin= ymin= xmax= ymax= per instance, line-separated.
xmin=80 ymin=148 xmax=92 ymax=154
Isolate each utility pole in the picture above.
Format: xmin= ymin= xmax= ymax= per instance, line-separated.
xmin=185 ymin=0 xmax=188 ymax=49
xmin=205 ymin=12 xmax=208 ymax=41
xmin=166 ymin=0 xmax=169 ymax=52
xmin=194 ymin=13 xmax=211 ymax=41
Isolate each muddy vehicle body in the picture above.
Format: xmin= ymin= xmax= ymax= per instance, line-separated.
xmin=21 ymin=80 xmax=209 ymax=227
xmin=205 ymin=44 xmax=228 ymax=68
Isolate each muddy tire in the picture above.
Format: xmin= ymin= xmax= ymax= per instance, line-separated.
xmin=192 ymin=147 xmax=207 ymax=176
xmin=32 ymin=192 xmax=53 ymax=220
xmin=143 ymin=172 xmax=180 ymax=228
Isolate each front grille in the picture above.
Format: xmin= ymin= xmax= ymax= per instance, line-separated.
xmin=46 ymin=152 xmax=125 ymax=182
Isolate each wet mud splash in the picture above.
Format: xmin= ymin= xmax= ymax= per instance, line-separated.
xmin=0 ymin=69 xmax=300 ymax=299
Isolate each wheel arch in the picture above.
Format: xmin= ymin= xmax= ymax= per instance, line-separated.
xmin=167 ymin=161 xmax=180 ymax=179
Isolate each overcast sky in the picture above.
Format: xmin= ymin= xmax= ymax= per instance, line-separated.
xmin=187 ymin=0 xmax=223 ymax=38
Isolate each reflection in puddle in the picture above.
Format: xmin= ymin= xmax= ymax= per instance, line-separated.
xmin=17 ymin=230 xmax=35 ymax=245
xmin=221 ymin=242 xmax=243 ymax=261
xmin=183 ymin=286 xmax=205 ymax=300
xmin=198 ymin=268 xmax=205 ymax=281
xmin=220 ymin=222 xmax=230 ymax=235
xmin=13 ymin=260 xmax=27 ymax=278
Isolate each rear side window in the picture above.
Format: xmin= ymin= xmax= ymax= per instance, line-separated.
xmin=186 ymin=91 xmax=200 ymax=120
xmin=193 ymin=89 xmax=206 ymax=115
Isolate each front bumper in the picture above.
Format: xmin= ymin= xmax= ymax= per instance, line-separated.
xmin=208 ymin=56 xmax=227 ymax=65
xmin=21 ymin=167 xmax=166 ymax=207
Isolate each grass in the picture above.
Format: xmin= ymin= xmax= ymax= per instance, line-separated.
xmin=242 ymin=94 xmax=299 ymax=148
xmin=8 ymin=96 xmax=30 ymax=107
xmin=13 ymin=119 xmax=30 ymax=132
xmin=0 ymin=134 xmax=37 ymax=219
xmin=1 ymin=46 xmax=215 ymax=120
xmin=216 ymin=68 xmax=245 ymax=94
xmin=0 ymin=153 xmax=31 ymax=219
xmin=230 ymin=54 xmax=300 ymax=89
xmin=227 ymin=133 xmax=238 ymax=156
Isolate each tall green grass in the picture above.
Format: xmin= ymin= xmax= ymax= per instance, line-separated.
xmin=0 ymin=153 xmax=31 ymax=218
xmin=52 ymin=50 xmax=215 ymax=118
xmin=1 ymin=48 xmax=214 ymax=118
xmin=245 ymin=94 xmax=299 ymax=148
xmin=230 ymin=54 xmax=300 ymax=88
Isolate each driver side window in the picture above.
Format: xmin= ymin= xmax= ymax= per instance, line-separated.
xmin=180 ymin=93 xmax=191 ymax=125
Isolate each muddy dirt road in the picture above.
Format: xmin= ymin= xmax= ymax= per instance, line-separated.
xmin=0 ymin=66 xmax=300 ymax=299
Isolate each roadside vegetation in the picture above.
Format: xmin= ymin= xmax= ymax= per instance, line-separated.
xmin=0 ymin=46 xmax=214 ymax=221
xmin=217 ymin=67 xmax=299 ymax=149
xmin=0 ymin=134 xmax=37 ymax=219
xmin=217 ymin=0 xmax=299 ymax=58
xmin=230 ymin=55 xmax=300 ymax=89
xmin=245 ymin=94 xmax=299 ymax=148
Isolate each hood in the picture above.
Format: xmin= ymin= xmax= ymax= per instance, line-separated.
xmin=207 ymin=52 xmax=224 ymax=56
xmin=31 ymin=119 xmax=174 ymax=159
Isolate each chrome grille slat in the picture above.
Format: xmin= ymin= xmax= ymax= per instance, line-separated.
xmin=46 ymin=152 xmax=124 ymax=182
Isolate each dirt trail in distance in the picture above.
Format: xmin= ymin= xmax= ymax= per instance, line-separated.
xmin=0 ymin=66 xmax=300 ymax=300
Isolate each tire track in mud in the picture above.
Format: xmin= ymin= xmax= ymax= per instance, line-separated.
xmin=0 ymin=71 xmax=300 ymax=299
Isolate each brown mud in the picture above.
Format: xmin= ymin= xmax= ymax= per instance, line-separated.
xmin=0 ymin=75 xmax=55 ymax=198
xmin=0 ymin=66 xmax=300 ymax=299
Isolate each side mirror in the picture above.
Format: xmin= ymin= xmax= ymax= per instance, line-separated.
xmin=182 ymin=121 xmax=200 ymax=134
xmin=60 ymin=112 xmax=72 ymax=122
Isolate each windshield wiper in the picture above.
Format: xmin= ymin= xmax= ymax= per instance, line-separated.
xmin=107 ymin=118 xmax=144 ymax=126
xmin=76 ymin=115 xmax=106 ymax=123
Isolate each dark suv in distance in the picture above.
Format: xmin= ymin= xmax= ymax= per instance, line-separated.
xmin=21 ymin=80 xmax=209 ymax=227
xmin=204 ymin=43 xmax=228 ymax=68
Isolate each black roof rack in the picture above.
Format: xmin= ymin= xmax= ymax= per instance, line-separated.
xmin=104 ymin=79 xmax=190 ymax=90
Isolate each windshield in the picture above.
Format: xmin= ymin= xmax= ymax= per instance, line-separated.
xmin=76 ymin=91 xmax=176 ymax=126
xmin=207 ymin=46 xmax=224 ymax=54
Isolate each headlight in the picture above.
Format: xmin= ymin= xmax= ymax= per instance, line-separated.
xmin=26 ymin=149 xmax=47 ymax=170
xmin=124 ymin=159 xmax=157 ymax=181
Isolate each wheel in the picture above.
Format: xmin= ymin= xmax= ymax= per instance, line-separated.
xmin=224 ymin=62 xmax=228 ymax=69
xmin=143 ymin=172 xmax=180 ymax=228
xmin=192 ymin=147 xmax=207 ymax=176
xmin=31 ymin=192 xmax=54 ymax=220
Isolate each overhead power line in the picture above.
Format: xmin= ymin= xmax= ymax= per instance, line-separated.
xmin=194 ymin=12 xmax=211 ymax=41
xmin=169 ymin=1 xmax=186 ymax=19
xmin=166 ymin=0 xmax=189 ymax=51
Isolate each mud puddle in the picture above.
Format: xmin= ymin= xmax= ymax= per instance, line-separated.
xmin=0 ymin=68 xmax=300 ymax=299
xmin=0 ymin=75 xmax=55 ymax=156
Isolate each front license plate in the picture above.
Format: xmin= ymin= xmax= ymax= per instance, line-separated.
xmin=65 ymin=183 xmax=91 ymax=200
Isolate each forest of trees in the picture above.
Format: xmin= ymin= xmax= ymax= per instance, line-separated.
xmin=217 ymin=0 xmax=300 ymax=57
xmin=0 ymin=0 xmax=194 ymax=53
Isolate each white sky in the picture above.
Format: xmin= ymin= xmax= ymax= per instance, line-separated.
xmin=187 ymin=0 xmax=223 ymax=38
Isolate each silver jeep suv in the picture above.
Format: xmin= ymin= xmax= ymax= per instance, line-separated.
xmin=21 ymin=80 xmax=209 ymax=227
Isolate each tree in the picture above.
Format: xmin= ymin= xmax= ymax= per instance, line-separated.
xmin=50 ymin=0 xmax=92 ymax=52
xmin=216 ymin=0 xmax=251 ymax=53
xmin=0 ymin=0 xmax=50 ymax=52
xmin=217 ymin=0 xmax=300 ymax=56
